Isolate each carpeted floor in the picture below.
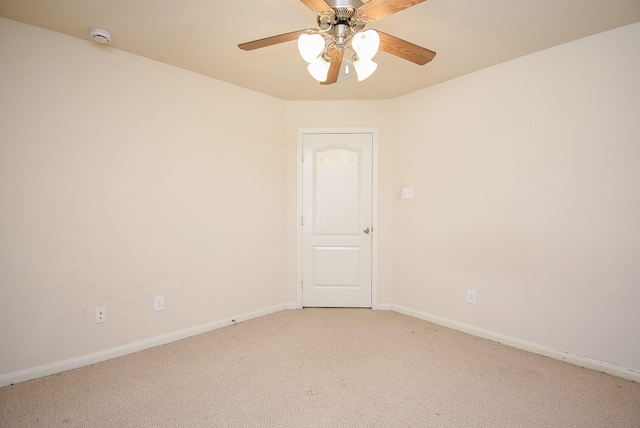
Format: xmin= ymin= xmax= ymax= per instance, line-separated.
xmin=1 ymin=308 xmax=639 ymax=427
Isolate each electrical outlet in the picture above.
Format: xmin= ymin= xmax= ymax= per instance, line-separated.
xmin=154 ymin=296 xmax=165 ymax=312
xmin=467 ymin=290 xmax=477 ymax=305
xmin=95 ymin=307 xmax=106 ymax=323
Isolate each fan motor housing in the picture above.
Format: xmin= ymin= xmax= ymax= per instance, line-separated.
xmin=328 ymin=0 xmax=364 ymax=8
xmin=335 ymin=7 xmax=355 ymax=21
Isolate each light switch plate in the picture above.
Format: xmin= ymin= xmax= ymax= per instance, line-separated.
xmin=402 ymin=187 xmax=414 ymax=199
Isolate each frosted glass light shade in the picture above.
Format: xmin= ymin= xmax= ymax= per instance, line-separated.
xmin=351 ymin=29 xmax=380 ymax=60
xmin=298 ymin=33 xmax=325 ymax=63
xmin=307 ymin=56 xmax=331 ymax=81
xmin=353 ymin=58 xmax=378 ymax=81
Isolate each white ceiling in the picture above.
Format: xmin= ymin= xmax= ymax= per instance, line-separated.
xmin=1 ymin=0 xmax=639 ymax=101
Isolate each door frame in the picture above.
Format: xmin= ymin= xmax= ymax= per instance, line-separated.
xmin=296 ymin=127 xmax=379 ymax=309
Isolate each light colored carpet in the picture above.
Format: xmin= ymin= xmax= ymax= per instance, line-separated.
xmin=1 ymin=308 xmax=639 ymax=427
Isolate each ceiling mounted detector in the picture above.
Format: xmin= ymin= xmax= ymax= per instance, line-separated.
xmin=90 ymin=28 xmax=112 ymax=44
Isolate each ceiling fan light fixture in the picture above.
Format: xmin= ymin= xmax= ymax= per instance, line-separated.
xmin=238 ymin=0 xmax=436 ymax=86
xmin=351 ymin=29 xmax=380 ymax=60
xmin=298 ymin=33 xmax=325 ymax=63
xmin=353 ymin=57 xmax=378 ymax=81
xmin=308 ymin=55 xmax=331 ymax=82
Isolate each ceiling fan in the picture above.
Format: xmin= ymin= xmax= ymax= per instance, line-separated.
xmin=238 ymin=0 xmax=436 ymax=85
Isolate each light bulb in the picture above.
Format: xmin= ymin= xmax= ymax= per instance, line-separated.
xmin=298 ymin=33 xmax=325 ymax=63
xmin=351 ymin=29 xmax=380 ymax=60
xmin=307 ymin=56 xmax=331 ymax=82
xmin=353 ymin=58 xmax=378 ymax=81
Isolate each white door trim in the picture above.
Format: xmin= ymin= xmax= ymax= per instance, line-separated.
xmin=296 ymin=127 xmax=379 ymax=309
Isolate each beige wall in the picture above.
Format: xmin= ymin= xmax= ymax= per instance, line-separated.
xmin=2 ymin=16 xmax=639 ymax=381
xmin=390 ymin=23 xmax=640 ymax=371
xmin=0 ymin=18 xmax=287 ymax=377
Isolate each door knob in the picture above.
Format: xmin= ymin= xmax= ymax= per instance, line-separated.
xmin=363 ymin=227 xmax=370 ymax=234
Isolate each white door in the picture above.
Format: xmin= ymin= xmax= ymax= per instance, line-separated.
xmin=301 ymin=132 xmax=373 ymax=307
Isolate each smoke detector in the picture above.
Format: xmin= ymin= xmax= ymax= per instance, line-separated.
xmin=90 ymin=28 xmax=111 ymax=44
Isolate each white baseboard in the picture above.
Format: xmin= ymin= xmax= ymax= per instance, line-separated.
xmin=0 ymin=303 xmax=288 ymax=387
xmin=4 ymin=303 xmax=637 ymax=387
xmin=391 ymin=304 xmax=640 ymax=383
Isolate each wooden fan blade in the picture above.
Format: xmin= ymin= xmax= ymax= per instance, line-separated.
xmin=300 ymin=0 xmax=334 ymax=15
xmin=359 ymin=0 xmax=427 ymax=22
xmin=238 ymin=30 xmax=310 ymax=51
xmin=378 ymin=31 xmax=436 ymax=65
xmin=321 ymin=49 xmax=344 ymax=85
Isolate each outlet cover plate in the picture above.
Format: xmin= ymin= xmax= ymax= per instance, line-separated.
xmin=467 ymin=290 xmax=477 ymax=304
xmin=95 ymin=307 xmax=106 ymax=323
xmin=154 ymin=296 xmax=165 ymax=311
